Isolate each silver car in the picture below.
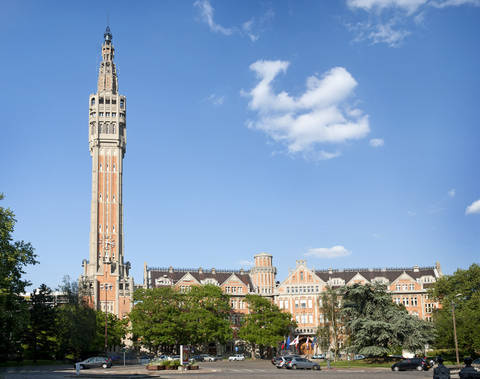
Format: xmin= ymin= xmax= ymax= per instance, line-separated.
xmin=286 ymin=357 xmax=321 ymax=370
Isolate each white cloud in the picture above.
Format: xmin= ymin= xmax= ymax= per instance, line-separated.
xmin=207 ymin=93 xmax=225 ymax=106
xmin=194 ymin=0 xmax=273 ymax=41
xmin=238 ymin=259 xmax=254 ymax=267
xmin=466 ymin=199 xmax=480 ymax=215
xmin=369 ymin=138 xmax=384 ymax=147
xmin=346 ymin=0 xmax=480 ymax=46
xmin=347 ymin=0 xmax=428 ymax=13
xmin=305 ymin=246 xmax=352 ymax=259
xmin=194 ymin=0 xmax=233 ymax=35
xmin=242 ymin=19 xmax=259 ymax=42
xmin=244 ymin=61 xmax=370 ymax=159
xmin=448 ymin=188 xmax=456 ymax=198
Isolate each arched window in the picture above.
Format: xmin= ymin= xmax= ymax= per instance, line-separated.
xmin=91 ymin=97 xmax=95 ymax=106
xmin=120 ymin=98 xmax=125 ymax=108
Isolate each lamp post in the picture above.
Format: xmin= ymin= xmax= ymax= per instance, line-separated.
xmin=452 ymin=293 xmax=462 ymax=365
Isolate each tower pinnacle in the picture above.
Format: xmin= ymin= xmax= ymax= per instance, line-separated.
xmin=104 ymin=26 xmax=112 ymax=43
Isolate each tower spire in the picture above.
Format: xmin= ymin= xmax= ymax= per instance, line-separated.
xmin=104 ymin=25 xmax=112 ymax=43
xmin=97 ymin=26 xmax=117 ymax=94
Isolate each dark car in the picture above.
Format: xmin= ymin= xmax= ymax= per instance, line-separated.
xmin=391 ymin=358 xmax=430 ymax=371
xmin=286 ymin=357 xmax=321 ymax=370
xmin=75 ymin=356 xmax=112 ymax=369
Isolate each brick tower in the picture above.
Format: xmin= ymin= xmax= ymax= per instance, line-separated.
xmin=250 ymin=252 xmax=276 ymax=296
xmin=81 ymin=27 xmax=133 ymax=318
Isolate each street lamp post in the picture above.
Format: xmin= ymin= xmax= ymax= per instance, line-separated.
xmin=452 ymin=293 xmax=463 ymax=365
xmin=452 ymin=300 xmax=459 ymax=365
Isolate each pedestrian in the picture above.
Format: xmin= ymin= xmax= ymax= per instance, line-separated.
xmin=433 ymin=356 xmax=450 ymax=379
xmin=459 ymin=357 xmax=478 ymax=379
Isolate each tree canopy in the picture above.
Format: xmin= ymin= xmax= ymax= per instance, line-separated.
xmin=238 ymin=294 xmax=296 ymax=358
xmin=130 ymin=285 xmax=232 ymax=353
xmin=431 ymin=263 xmax=480 ymax=355
xmin=342 ymin=283 xmax=435 ymax=356
xmin=0 ymin=194 xmax=38 ymax=361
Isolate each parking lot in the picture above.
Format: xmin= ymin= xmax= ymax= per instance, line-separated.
xmin=0 ymin=359 xmax=461 ymax=379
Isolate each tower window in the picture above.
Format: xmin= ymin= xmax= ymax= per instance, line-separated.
xmin=106 ymin=99 xmax=110 ymax=104
xmin=112 ymin=99 xmax=117 ymax=105
xmin=106 ymin=112 xmax=110 ymax=117
xmin=120 ymin=99 xmax=125 ymax=108
xmin=112 ymin=112 xmax=116 ymax=117
xmin=99 ymin=112 xmax=104 ymax=117
xmin=91 ymin=98 xmax=95 ymax=106
xmin=99 ymin=97 xmax=104 ymax=104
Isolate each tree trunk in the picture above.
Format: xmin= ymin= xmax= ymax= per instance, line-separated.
xmin=251 ymin=343 xmax=256 ymax=359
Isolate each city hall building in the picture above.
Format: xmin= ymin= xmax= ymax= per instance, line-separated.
xmin=144 ymin=255 xmax=442 ymax=351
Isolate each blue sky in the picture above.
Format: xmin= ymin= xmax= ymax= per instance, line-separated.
xmin=1 ymin=0 xmax=479 ymax=291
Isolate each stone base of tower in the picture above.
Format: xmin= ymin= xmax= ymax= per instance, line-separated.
xmin=80 ymin=258 xmax=134 ymax=319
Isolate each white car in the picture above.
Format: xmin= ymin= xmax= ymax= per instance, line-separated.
xmin=229 ymin=354 xmax=245 ymax=361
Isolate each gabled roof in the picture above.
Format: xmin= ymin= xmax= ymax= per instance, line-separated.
xmin=314 ymin=267 xmax=437 ymax=285
xmin=147 ymin=267 xmax=254 ymax=289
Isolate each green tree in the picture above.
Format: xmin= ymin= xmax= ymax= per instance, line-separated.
xmin=431 ymin=263 xmax=480 ymax=356
xmin=54 ymin=277 xmax=96 ymax=360
xmin=238 ymin=294 xmax=296 ymax=359
xmin=342 ymin=284 xmax=434 ymax=357
xmin=318 ymin=286 xmax=343 ymax=360
xmin=130 ymin=287 xmax=182 ymax=353
xmin=0 ymin=194 xmax=38 ymax=362
xmin=24 ymin=284 xmax=57 ymax=361
xmin=130 ymin=285 xmax=233 ymax=353
xmin=179 ymin=285 xmax=232 ymax=347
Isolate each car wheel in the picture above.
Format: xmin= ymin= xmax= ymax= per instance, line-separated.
xmin=277 ymin=366 xmax=282 ymax=369
xmin=393 ymin=366 xmax=399 ymax=371
xmin=80 ymin=365 xmax=85 ymax=370
xmin=314 ymin=365 xmax=320 ymax=370
xmin=102 ymin=363 xmax=108 ymax=369
xmin=416 ymin=365 xmax=422 ymax=371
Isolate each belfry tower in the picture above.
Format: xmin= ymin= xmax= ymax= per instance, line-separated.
xmin=81 ymin=27 xmax=133 ymax=318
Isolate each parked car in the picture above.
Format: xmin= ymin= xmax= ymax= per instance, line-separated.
xmin=473 ymin=358 xmax=480 ymax=369
xmin=272 ymin=356 xmax=283 ymax=365
xmin=312 ymin=354 xmax=326 ymax=359
xmin=228 ymin=354 xmax=245 ymax=361
xmin=354 ymin=354 xmax=366 ymax=360
xmin=276 ymin=356 xmax=296 ymax=369
xmin=391 ymin=358 xmax=430 ymax=371
xmin=75 ymin=356 xmax=112 ymax=369
xmin=286 ymin=357 xmax=321 ymax=370
xmin=168 ymin=355 xmax=180 ymax=361
xmin=200 ymin=354 xmax=217 ymax=362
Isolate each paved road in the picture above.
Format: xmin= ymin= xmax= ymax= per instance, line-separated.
xmin=0 ymin=360 xmax=458 ymax=379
